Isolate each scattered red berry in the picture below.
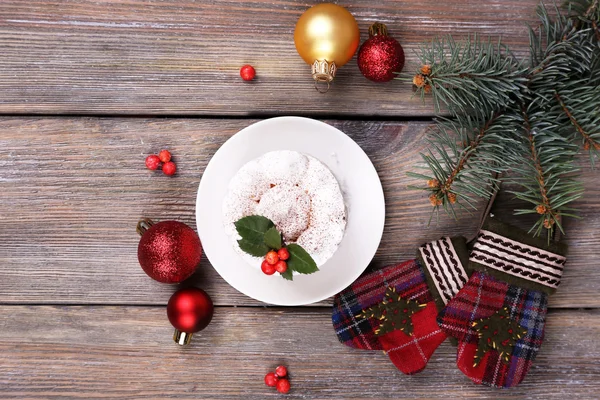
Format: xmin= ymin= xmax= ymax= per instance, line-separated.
xmin=277 ymin=248 xmax=290 ymax=261
xmin=145 ymin=154 xmax=161 ymax=170
xmin=275 ymin=365 xmax=288 ymax=378
xmin=261 ymin=260 xmax=276 ymax=275
xmin=264 ymin=372 xmax=278 ymax=387
xmin=158 ymin=149 xmax=171 ymax=163
xmin=240 ymin=64 xmax=256 ymax=81
xmin=276 ymin=378 xmax=291 ymax=394
xmin=162 ymin=161 xmax=177 ymax=176
xmin=275 ymin=260 xmax=287 ymax=274
xmin=265 ymin=250 xmax=279 ymax=265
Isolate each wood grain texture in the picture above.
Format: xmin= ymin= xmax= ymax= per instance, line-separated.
xmin=1 ymin=117 xmax=599 ymax=307
xmin=0 ymin=117 xmax=486 ymax=306
xmin=0 ymin=0 xmax=547 ymax=116
xmin=0 ymin=305 xmax=598 ymax=399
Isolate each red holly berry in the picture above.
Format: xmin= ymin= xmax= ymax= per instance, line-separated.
xmin=261 ymin=260 xmax=276 ymax=275
xmin=162 ymin=161 xmax=177 ymax=176
xmin=158 ymin=149 xmax=171 ymax=163
xmin=275 ymin=365 xmax=287 ymax=378
xmin=264 ymin=372 xmax=278 ymax=387
xmin=275 ymin=260 xmax=287 ymax=274
xmin=240 ymin=64 xmax=256 ymax=81
xmin=276 ymin=378 xmax=291 ymax=394
xmin=145 ymin=154 xmax=161 ymax=170
xmin=265 ymin=250 xmax=279 ymax=265
xmin=277 ymin=248 xmax=290 ymax=261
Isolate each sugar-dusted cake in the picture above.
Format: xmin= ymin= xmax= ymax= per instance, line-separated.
xmin=222 ymin=150 xmax=346 ymax=269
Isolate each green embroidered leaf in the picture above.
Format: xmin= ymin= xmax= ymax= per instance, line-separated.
xmin=237 ymin=238 xmax=270 ymax=257
xmin=264 ymin=227 xmax=282 ymax=250
xmin=357 ymin=287 xmax=426 ymax=336
xmin=471 ymin=307 xmax=527 ymax=367
xmin=286 ymin=244 xmax=319 ymax=275
xmin=234 ymin=215 xmax=274 ymax=244
xmin=280 ymin=268 xmax=293 ymax=281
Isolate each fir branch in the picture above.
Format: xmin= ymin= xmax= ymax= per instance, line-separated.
xmin=439 ymin=113 xmax=499 ymax=195
xmin=406 ymin=1 xmax=595 ymax=238
xmin=555 ymin=91 xmax=600 ymax=157
xmin=410 ymin=113 xmax=519 ymax=217
xmin=585 ymin=0 xmax=599 ymax=18
xmin=398 ymin=36 xmax=528 ymax=119
xmin=506 ymin=106 xmax=583 ymax=239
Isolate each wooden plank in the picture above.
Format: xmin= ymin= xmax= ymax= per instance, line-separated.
xmin=0 ymin=117 xmax=487 ymax=306
xmin=0 ymin=0 xmax=545 ymax=116
xmin=0 ymin=305 xmax=597 ymax=399
xmin=0 ymin=117 xmax=597 ymax=307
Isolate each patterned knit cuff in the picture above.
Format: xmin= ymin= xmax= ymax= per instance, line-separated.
xmin=469 ymin=217 xmax=568 ymax=294
xmin=417 ymin=237 xmax=471 ymax=312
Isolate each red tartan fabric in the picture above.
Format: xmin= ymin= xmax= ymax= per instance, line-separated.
xmin=332 ymin=259 xmax=447 ymax=374
xmin=382 ymin=302 xmax=446 ymax=374
xmin=437 ymin=271 xmax=548 ymax=387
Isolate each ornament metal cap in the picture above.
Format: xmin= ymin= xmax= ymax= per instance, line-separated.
xmin=173 ymin=329 xmax=193 ymax=346
xmin=311 ymin=59 xmax=337 ymax=93
xmin=136 ymin=218 xmax=154 ymax=236
xmin=368 ymin=22 xmax=389 ymax=37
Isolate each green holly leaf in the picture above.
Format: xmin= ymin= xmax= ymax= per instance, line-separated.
xmin=280 ymin=268 xmax=293 ymax=281
xmin=237 ymin=238 xmax=271 ymax=257
xmin=286 ymin=244 xmax=319 ymax=275
xmin=234 ymin=215 xmax=274 ymax=244
xmin=264 ymin=227 xmax=282 ymax=250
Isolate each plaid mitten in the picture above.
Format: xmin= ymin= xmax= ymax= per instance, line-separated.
xmin=332 ymin=237 xmax=470 ymax=374
xmin=437 ymin=218 xmax=567 ymax=387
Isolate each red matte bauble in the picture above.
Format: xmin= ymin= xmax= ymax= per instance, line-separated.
xmin=167 ymin=287 xmax=214 ymax=333
xmin=357 ymin=23 xmax=405 ymax=82
xmin=137 ymin=220 xmax=202 ymax=283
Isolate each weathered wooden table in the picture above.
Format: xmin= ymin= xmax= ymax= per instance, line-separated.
xmin=1 ymin=1 xmax=599 ymax=398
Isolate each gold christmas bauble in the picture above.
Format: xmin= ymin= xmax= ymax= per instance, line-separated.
xmin=294 ymin=3 xmax=360 ymax=92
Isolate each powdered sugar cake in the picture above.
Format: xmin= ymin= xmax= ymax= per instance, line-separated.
xmin=222 ymin=150 xmax=346 ymax=270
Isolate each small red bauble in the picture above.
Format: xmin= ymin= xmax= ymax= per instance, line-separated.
xmin=265 ymin=250 xmax=279 ymax=265
xmin=276 ymin=378 xmax=291 ymax=394
xmin=162 ymin=161 xmax=177 ymax=176
xmin=277 ymin=248 xmax=290 ymax=261
xmin=275 ymin=365 xmax=288 ymax=378
xmin=145 ymin=154 xmax=161 ymax=170
xmin=158 ymin=149 xmax=171 ymax=163
xmin=275 ymin=260 xmax=287 ymax=274
xmin=137 ymin=219 xmax=202 ymax=283
xmin=357 ymin=23 xmax=405 ymax=82
xmin=240 ymin=64 xmax=256 ymax=81
xmin=261 ymin=260 xmax=276 ymax=275
xmin=264 ymin=372 xmax=279 ymax=387
xmin=167 ymin=287 xmax=214 ymax=345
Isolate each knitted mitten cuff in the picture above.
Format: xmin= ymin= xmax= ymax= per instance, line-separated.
xmin=417 ymin=236 xmax=471 ymax=312
xmin=468 ymin=218 xmax=567 ymax=294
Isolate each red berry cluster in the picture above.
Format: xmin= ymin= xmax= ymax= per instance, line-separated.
xmin=145 ymin=150 xmax=176 ymax=176
xmin=261 ymin=248 xmax=290 ymax=276
xmin=264 ymin=365 xmax=290 ymax=394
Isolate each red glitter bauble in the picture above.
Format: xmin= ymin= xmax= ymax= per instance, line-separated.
xmin=137 ymin=220 xmax=202 ymax=283
xmin=357 ymin=23 xmax=405 ymax=82
xmin=167 ymin=287 xmax=214 ymax=333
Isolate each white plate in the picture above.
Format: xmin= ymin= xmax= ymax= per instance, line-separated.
xmin=196 ymin=117 xmax=385 ymax=305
